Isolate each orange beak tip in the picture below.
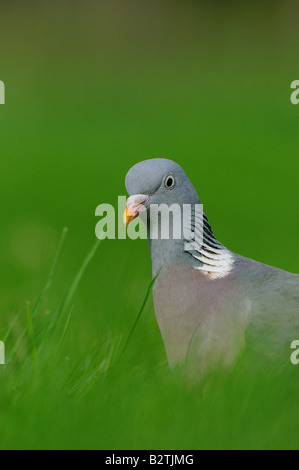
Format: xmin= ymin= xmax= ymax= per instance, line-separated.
xmin=123 ymin=207 xmax=137 ymax=226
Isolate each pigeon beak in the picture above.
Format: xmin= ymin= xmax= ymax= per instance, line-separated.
xmin=123 ymin=194 xmax=149 ymax=226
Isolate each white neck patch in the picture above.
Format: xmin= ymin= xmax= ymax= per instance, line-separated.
xmin=188 ymin=244 xmax=234 ymax=280
xmin=184 ymin=209 xmax=234 ymax=280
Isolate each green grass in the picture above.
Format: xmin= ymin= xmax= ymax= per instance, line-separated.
xmin=0 ymin=231 xmax=298 ymax=450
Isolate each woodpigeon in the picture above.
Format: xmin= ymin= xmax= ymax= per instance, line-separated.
xmin=124 ymin=158 xmax=299 ymax=377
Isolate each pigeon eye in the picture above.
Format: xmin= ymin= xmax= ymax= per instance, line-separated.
xmin=164 ymin=175 xmax=175 ymax=189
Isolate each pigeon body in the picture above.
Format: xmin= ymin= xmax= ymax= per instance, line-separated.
xmin=124 ymin=159 xmax=299 ymax=375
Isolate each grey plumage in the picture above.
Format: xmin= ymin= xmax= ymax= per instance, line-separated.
xmin=125 ymin=158 xmax=299 ymax=377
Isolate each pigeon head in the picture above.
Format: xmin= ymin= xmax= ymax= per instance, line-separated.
xmin=124 ymin=158 xmax=200 ymax=225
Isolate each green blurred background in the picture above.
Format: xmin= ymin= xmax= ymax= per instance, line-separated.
xmin=0 ymin=0 xmax=298 ymax=450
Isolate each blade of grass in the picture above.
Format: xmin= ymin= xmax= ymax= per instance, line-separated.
xmin=63 ymin=346 xmax=98 ymax=392
xmin=119 ymin=267 xmax=161 ymax=360
xmin=61 ymin=239 xmax=101 ymax=317
xmin=53 ymin=306 xmax=73 ymax=364
xmin=49 ymin=238 xmax=102 ymax=333
xmin=32 ymin=227 xmax=69 ymax=319
xmin=12 ymin=227 xmax=69 ymax=355
xmin=3 ymin=308 xmax=25 ymax=344
xmin=26 ymin=301 xmax=37 ymax=366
